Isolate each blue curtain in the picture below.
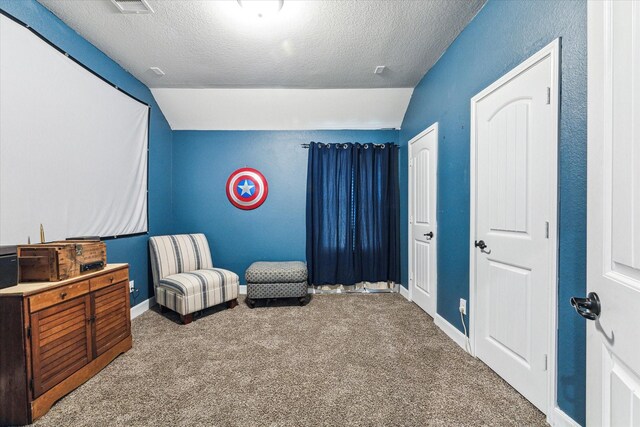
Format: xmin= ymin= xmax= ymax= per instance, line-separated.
xmin=306 ymin=142 xmax=400 ymax=285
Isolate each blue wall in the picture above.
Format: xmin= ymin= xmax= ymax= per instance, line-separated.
xmin=399 ymin=0 xmax=586 ymax=424
xmin=3 ymin=0 xmax=586 ymax=422
xmin=172 ymin=130 xmax=398 ymax=282
xmin=0 ymin=0 xmax=174 ymax=306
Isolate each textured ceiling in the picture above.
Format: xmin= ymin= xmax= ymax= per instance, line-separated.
xmin=37 ymin=0 xmax=485 ymax=89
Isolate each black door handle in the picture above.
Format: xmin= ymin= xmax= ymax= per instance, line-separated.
xmin=570 ymin=292 xmax=601 ymax=320
xmin=424 ymin=232 xmax=434 ymax=240
xmin=474 ymin=240 xmax=491 ymax=254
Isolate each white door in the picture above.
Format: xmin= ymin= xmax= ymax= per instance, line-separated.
xmin=586 ymin=2 xmax=640 ymax=425
xmin=471 ymin=40 xmax=559 ymax=413
xmin=409 ymin=123 xmax=438 ymax=317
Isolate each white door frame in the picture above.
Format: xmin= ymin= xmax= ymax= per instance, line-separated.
xmin=408 ymin=122 xmax=438 ymax=313
xmin=469 ymin=39 xmax=560 ymax=419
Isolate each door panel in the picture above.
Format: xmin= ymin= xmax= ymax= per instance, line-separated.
xmin=414 ymin=148 xmax=431 ymax=226
xmin=30 ymin=296 xmax=92 ymax=397
xmin=605 ymin=351 xmax=640 ymax=426
xmin=91 ymin=281 xmax=130 ymax=358
xmin=414 ymin=240 xmax=431 ymax=293
xmin=588 ymin=4 xmax=640 ymax=424
xmin=487 ymin=101 xmax=530 ymax=234
xmin=409 ymin=123 xmax=438 ymax=316
xmin=487 ymin=261 xmax=531 ymax=365
xmin=472 ymin=41 xmax=558 ymax=413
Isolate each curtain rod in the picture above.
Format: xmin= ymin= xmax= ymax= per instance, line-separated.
xmin=301 ymin=142 xmax=398 ymax=149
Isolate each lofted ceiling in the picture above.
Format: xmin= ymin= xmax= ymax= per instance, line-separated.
xmin=36 ymin=0 xmax=486 ymax=129
xmin=151 ymin=88 xmax=414 ymax=130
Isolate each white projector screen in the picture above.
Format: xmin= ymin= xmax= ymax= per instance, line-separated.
xmin=0 ymin=13 xmax=149 ymax=245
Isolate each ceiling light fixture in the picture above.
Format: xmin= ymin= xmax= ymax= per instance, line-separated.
xmin=237 ymin=0 xmax=284 ymax=18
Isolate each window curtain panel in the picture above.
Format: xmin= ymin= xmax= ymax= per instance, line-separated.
xmin=306 ymin=142 xmax=401 ymax=286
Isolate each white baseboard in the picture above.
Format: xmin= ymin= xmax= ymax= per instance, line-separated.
xmin=434 ymin=313 xmax=469 ymax=353
xmin=549 ymin=407 xmax=581 ymax=427
xmin=399 ymin=285 xmax=410 ymax=301
xmin=131 ymin=297 xmax=156 ymax=320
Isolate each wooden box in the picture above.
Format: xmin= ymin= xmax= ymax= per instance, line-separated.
xmin=17 ymin=241 xmax=106 ymax=282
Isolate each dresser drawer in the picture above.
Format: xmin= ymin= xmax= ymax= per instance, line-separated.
xmin=29 ymin=281 xmax=90 ymax=313
xmin=89 ymin=268 xmax=128 ymax=291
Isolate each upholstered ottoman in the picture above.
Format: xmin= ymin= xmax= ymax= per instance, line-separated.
xmin=245 ymin=261 xmax=309 ymax=308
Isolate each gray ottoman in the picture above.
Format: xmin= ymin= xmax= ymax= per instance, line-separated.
xmin=245 ymin=261 xmax=309 ymax=308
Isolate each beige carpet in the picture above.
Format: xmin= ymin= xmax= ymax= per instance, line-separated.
xmin=32 ymin=294 xmax=546 ymax=426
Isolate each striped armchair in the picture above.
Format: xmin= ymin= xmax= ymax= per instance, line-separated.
xmin=149 ymin=234 xmax=239 ymax=324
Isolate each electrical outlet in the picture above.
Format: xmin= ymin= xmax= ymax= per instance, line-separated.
xmin=129 ymin=280 xmax=135 ymax=293
xmin=459 ymin=298 xmax=467 ymax=315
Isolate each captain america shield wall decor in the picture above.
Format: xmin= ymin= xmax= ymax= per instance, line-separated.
xmin=226 ymin=168 xmax=269 ymax=210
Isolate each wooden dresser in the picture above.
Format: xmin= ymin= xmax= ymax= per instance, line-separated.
xmin=0 ymin=264 xmax=132 ymax=425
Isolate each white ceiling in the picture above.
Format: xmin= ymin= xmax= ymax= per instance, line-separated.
xmin=151 ymin=88 xmax=413 ymax=130
xmin=37 ymin=0 xmax=484 ymax=89
xmin=36 ymin=0 xmax=486 ymax=129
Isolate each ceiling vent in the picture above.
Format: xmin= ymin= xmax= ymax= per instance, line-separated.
xmin=149 ymin=67 xmax=165 ymax=76
xmin=110 ymin=0 xmax=154 ymax=14
xmin=374 ymin=66 xmax=386 ymax=74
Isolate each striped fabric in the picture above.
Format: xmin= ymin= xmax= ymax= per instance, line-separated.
xmin=149 ymin=234 xmax=239 ymax=316
xmin=149 ymin=234 xmax=213 ymax=284
xmin=156 ymin=268 xmax=239 ymax=315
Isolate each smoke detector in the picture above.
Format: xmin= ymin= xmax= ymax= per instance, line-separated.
xmin=110 ymin=0 xmax=154 ymax=14
xmin=374 ymin=66 xmax=386 ymax=74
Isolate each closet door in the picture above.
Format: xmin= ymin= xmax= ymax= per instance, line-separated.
xmin=30 ymin=296 xmax=92 ymax=397
xmin=470 ymin=40 xmax=559 ymax=413
xmin=409 ymin=123 xmax=438 ymax=317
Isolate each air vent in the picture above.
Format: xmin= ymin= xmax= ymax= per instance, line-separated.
xmin=110 ymin=0 xmax=154 ymax=14
xmin=149 ymin=67 xmax=165 ymax=76
xmin=374 ymin=66 xmax=386 ymax=75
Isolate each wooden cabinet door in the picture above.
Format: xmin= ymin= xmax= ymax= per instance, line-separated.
xmin=30 ymin=296 xmax=92 ymax=397
xmin=91 ymin=281 xmax=130 ymax=358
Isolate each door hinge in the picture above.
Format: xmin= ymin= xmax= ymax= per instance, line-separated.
xmin=545 ymin=221 xmax=550 ymax=239
xmin=26 ymin=325 xmax=31 ymax=339
xmin=543 ymin=354 xmax=548 ymax=371
xmin=30 ymin=378 xmax=34 ymax=391
xmin=409 ymin=159 xmax=413 ymax=167
xmin=409 ymin=215 xmax=413 ymax=224
xmin=546 ymin=87 xmax=551 ymax=104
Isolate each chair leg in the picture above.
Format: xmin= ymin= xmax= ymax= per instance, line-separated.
xmin=227 ymin=298 xmax=238 ymax=309
xmin=180 ymin=314 xmax=193 ymax=325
